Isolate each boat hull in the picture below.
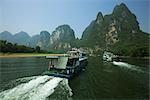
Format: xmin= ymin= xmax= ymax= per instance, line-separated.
xmin=43 ymin=71 xmax=72 ymax=79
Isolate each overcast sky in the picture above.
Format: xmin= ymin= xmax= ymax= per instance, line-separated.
xmin=0 ymin=0 xmax=149 ymax=38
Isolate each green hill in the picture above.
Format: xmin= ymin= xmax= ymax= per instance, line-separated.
xmin=81 ymin=3 xmax=149 ymax=57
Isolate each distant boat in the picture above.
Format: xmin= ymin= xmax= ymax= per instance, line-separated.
xmin=103 ymin=51 xmax=113 ymax=61
xmin=43 ymin=48 xmax=88 ymax=78
xmin=103 ymin=51 xmax=120 ymax=62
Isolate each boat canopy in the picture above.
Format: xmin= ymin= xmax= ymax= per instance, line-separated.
xmin=56 ymin=56 xmax=68 ymax=69
xmin=47 ymin=56 xmax=68 ymax=69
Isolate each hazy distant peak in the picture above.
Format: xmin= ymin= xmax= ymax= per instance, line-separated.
xmin=20 ymin=31 xmax=26 ymax=33
xmin=40 ymin=31 xmax=50 ymax=36
xmin=0 ymin=31 xmax=13 ymax=41
xmin=14 ymin=31 xmax=30 ymax=37
xmin=55 ymin=24 xmax=72 ymax=31
xmin=0 ymin=31 xmax=12 ymax=35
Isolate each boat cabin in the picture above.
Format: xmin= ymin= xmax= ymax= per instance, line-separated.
xmin=43 ymin=48 xmax=88 ymax=78
xmin=45 ymin=55 xmax=80 ymax=77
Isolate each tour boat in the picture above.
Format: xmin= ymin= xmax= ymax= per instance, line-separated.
xmin=43 ymin=48 xmax=88 ymax=78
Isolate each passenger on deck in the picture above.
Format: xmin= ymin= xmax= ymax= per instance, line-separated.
xmin=48 ymin=62 xmax=54 ymax=70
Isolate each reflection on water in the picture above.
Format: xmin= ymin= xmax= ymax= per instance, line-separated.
xmin=0 ymin=56 xmax=149 ymax=100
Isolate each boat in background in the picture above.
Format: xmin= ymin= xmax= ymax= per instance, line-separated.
xmin=43 ymin=48 xmax=88 ymax=78
xmin=103 ymin=51 xmax=120 ymax=62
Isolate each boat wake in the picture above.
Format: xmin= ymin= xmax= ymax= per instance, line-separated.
xmin=0 ymin=75 xmax=72 ymax=100
xmin=112 ymin=61 xmax=145 ymax=73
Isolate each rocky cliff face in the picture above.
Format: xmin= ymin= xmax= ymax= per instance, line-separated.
xmin=36 ymin=25 xmax=75 ymax=50
xmin=112 ymin=3 xmax=140 ymax=33
xmin=34 ymin=25 xmax=75 ymax=50
xmin=0 ymin=25 xmax=75 ymax=51
xmin=82 ymin=11 xmax=106 ymax=48
xmin=104 ymin=3 xmax=139 ymax=46
xmin=1 ymin=3 xmax=149 ymax=56
xmin=36 ymin=31 xmax=51 ymax=50
xmin=82 ymin=3 xmax=138 ymax=46
xmin=49 ymin=25 xmax=75 ymax=50
xmin=27 ymin=35 xmax=40 ymax=48
xmin=81 ymin=3 xmax=149 ymax=55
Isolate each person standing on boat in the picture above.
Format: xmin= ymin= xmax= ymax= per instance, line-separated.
xmin=48 ymin=60 xmax=54 ymax=70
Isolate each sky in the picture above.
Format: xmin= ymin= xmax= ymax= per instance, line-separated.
xmin=0 ymin=0 xmax=149 ymax=38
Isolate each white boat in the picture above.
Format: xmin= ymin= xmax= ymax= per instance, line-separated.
xmin=43 ymin=48 xmax=88 ymax=78
xmin=103 ymin=51 xmax=114 ymax=62
xmin=103 ymin=51 xmax=120 ymax=62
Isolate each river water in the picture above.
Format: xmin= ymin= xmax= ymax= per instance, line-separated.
xmin=0 ymin=56 xmax=149 ymax=100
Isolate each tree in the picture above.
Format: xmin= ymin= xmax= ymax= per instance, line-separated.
xmin=35 ymin=46 xmax=40 ymax=52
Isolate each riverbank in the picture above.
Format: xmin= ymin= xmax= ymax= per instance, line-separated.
xmin=0 ymin=53 xmax=67 ymax=58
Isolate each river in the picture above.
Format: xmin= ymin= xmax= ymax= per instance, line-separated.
xmin=0 ymin=56 xmax=149 ymax=100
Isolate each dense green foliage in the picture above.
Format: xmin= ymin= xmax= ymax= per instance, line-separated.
xmin=0 ymin=40 xmax=46 ymax=53
xmin=110 ymin=32 xmax=149 ymax=57
xmin=47 ymin=50 xmax=65 ymax=54
xmin=81 ymin=3 xmax=149 ymax=57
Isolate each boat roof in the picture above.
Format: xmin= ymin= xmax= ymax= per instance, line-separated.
xmin=46 ymin=55 xmax=79 ymax=59
xmin=45 ymin=54 xmax=68 ymax=59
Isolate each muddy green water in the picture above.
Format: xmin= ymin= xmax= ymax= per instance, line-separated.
xmin=0 ymin=56 xmax=149 ymax=99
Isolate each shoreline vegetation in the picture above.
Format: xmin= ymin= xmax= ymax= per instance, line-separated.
xmin=0 ymin=53 xmax=67 ymax=58
xmin=0 ymin=53 xmax=149 ymax=59
xmin=0 ymin=40 xmax=149 ymax=59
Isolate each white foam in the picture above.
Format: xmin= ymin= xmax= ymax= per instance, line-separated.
xmin=65 ymin=79 xmax=73 ymax=96
xmin=26 ymin=77 xmax=63 ymax=100
xmin=113 ymin=61 xmax=131 ymax=68
xmin=61 ymin=78 xmax=73 ymax=96
xmin=0 ymin=75 xmax=72 ymax=100
xmin=112 ymin=61 xmax=144 ymax=73
xmin=0 ymin=76 xmax=71 ymax=100
xmin=0 ymin=75 xmax=50 ymax=100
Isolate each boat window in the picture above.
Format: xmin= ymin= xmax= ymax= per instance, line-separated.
xmin=82 ymin=53 xmax=86 ymax=57
xmin=67 ymin=58 xmax=78 ymax=66
xmin=49 ymin=59 xmax=58 ymax=67
xmin=67 ymin=59 xmax=74 ymax=66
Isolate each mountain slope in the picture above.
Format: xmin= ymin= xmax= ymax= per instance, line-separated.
xmin=0 ymin=31 xmax=13 ymax=42
xmin=27 ymin=35 xmax=40 ymax=48
xmin=49 ymin=25 xmax=75 ymax=50
xmin=82 ymin=12 xmax=106 ymax=48
xmin=37 ymin=31 xmax=51 ymax=50
xmin=12 ymin=31 xmax=31 ymax=45
xmin=81 ymin=3 xmax=149 ymax=56
xmin=0 ymin=31 xmax=31 ymax=46
xmin=0 ymin=25 xmax=76 ymax=51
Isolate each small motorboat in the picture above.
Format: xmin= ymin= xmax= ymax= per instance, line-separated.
xmin=103 ymin=51 xmax=121 ymax=62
